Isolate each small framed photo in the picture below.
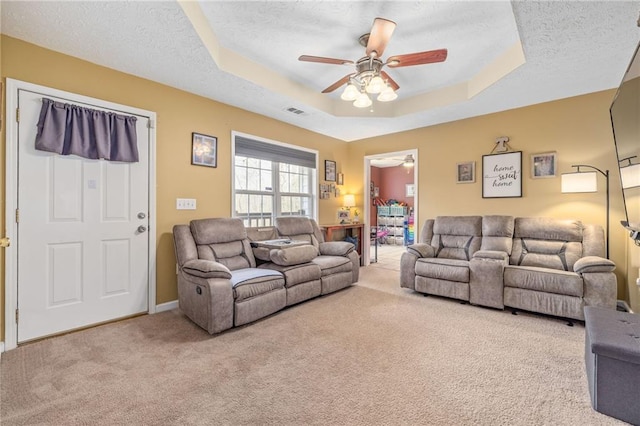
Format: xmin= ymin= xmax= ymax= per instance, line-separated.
xmin=325 ymin=160 xmax=336 ymax=182
xmin=337 ymin=209 xmax=351 ymax=224
xmin=192 ymin=132 xmax=217 ymax=167
xmin=531 ymin=152 xmax=557 ymax=178
xmin=337 ymin=173 xmax=344 ymax=185
xmin=456 ymin=161 xmax=476 ymax=184
xmin=405 ymin=184 xmax=415 ymax=197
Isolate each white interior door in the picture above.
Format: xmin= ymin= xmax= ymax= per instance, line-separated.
xmin=16 ymin=89 xmax=151 ymax=343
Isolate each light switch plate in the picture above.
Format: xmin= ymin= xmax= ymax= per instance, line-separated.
xmin=176 ymin=198 xmax=197 ymax=210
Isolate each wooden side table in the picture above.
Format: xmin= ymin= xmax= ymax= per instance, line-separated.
xmin=320 ymin=223 xmax=364 ymax=265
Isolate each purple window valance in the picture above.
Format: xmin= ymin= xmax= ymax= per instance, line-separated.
xmin=35 ymin=98 xmax=139 ymax=163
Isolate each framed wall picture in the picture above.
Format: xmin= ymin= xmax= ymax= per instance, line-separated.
xmin=337 ymin=172 xmax=344 ymax=185
xmin=531 ymin=152 xmax=557 ymax=178
xmin=191 ymin=132 xmax=217 ymax=167
xmin=482 ymin=151 xmax=522 ymax=198
xmin=456 ymin=161 xmax=476 ymax=184
xmin=405 ymin=184 xmax=415 ymax=197
xmin=325 ymin=160 xmax=336 ymax=182
xmin=337 ymin=209 xmax=351 ymax=224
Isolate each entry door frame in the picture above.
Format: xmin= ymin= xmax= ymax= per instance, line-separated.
xmin=4 ymin=78 xmax=158 ymax=351
xmin=363 ymin=149 xmax=419 ymax=266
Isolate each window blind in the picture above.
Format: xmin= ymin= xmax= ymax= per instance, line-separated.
xmin=235 ymin=136 xmax=316 ymax=169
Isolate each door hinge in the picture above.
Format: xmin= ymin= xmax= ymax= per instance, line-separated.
xmin=15 ymin=209 xmax=19 ymax=223
xmin=16 ymin=108 xmax=20 ymax=123
xmin=15 ymin=309 xmax=19 ymax=323
xmin=147 ymin=119 xmax=155 ymax=129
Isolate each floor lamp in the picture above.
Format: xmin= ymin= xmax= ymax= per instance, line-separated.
xmin=561 ymin=165 xmax=610 ymax=258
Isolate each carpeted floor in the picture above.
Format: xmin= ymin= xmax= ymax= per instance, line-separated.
xmin=1 ymin=266 xmax=624 ymax=425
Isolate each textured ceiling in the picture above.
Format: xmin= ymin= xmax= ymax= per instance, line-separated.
xmin=2 ymin=1 xmax=640 ymax=142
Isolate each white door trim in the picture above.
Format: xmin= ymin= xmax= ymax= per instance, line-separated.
xmin=4 ymin=78 xmax=157 ymax=351
xmin=362 ymin=149 xmax=418 ymax=266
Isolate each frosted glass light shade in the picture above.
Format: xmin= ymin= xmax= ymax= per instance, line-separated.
xmin=620 ymin=163 xmax=640 ymax=189
xmin=353 ymin=92 xmax=372 ymax=108
xmin=343 ymin=194 xmax=356 ymax=208
xmin=340 ymin=84 xmax=359 ymax=101
xmin=377 ymin=85 xmax=398 ymax=102
xmin=366 ymin=75 xmax=385 ymax=94
xmin=561 ymin=171 xmax=597 ymax=193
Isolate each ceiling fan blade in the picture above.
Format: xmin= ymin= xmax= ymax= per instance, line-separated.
xmin=298 ymin=55 xmax=354 ymax=65
xmin=321 ymin=74 xmax=354 ymax=93
xmin=380 ymin=71 xmax=399 ymax=91
xmin=386 ymin=49 xmax=448 ymax=68
xmin=366 ymin=17 xmax=396 ymax=57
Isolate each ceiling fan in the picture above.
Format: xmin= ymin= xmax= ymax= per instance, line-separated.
xmin=298 ymin=17 xmax=448 ymax=107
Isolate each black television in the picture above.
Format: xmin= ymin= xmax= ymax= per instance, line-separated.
xmin=610 ymin=40 xmax=640 ymax=244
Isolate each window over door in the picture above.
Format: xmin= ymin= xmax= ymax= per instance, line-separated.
xmin=233 ymin=133 xmax=317 ymax=227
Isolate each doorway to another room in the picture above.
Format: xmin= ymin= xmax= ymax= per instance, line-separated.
xmin=363 ymin=150 xmax=418 ymax=269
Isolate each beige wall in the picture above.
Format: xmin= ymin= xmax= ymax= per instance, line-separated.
xmin=1 ymin=35 xmax=638 ymax=344
xmin=345 ymin=91 xmax=635 ymax=308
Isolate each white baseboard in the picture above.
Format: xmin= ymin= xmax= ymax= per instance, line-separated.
xmin=0 ymin=341 xmax=5 ymax=355
xmin=156 ymin=300 xmax=178 ymax=312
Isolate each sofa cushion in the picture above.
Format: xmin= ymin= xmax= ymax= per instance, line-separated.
xmin=312 ymin=255 xmax=352 ymax=276
xmin=269 ymin=245 xmax=319 ymax=266
xmin=319 ymin=241 xmax=354 ymax=256
xmin=260 ymin=262 xmax=322 ymax=287
xmin=514 ymin=217 xmax=583 ymax=242
xmin=430 ymin=216 xmax=482 ymax=260
xmin=416 ymin=258 xmax=470 ymax=283
xmin=182 ymin=259 xmax=232 ymax=279
xmin=190 ymin=218 xmax=247 ymax=245
xmin=511 ymin=239 xmax=582 ymax=272
xmin=504 ymin=265 xmax=583 ymax=297
xmin=481 ymin=215 xmax=515 ymax=254
xmin=433 ymin=216 xmax=482 ymax=236
xmin=230 ymin=268 xmax=285 ymax=301
xmin=197 ymin=240 xmax=254 ymax=271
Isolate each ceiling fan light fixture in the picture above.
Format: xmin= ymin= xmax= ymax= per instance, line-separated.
xmin=353 ymin=92 xmax=372 ymax=108
xmin=365 ymin=75 xmax=385 ymax=94
xmin=340 ymin=83 xmax=359 ymax=101
xmin=377 ymin=85 xmax=398 ymax=102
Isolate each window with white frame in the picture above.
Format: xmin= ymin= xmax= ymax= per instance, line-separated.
xmin=233 ymin=134 xmax=317 ymax=227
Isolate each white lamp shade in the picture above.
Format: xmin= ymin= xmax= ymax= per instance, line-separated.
xmin=377 ymin=85 xmax=398 ymax=102
xmin=353 ymin=92 xmax=372 ymax=108
xmin=340 ymin=84 xmax=359 ymax=101
xmin=620 ymin=163 xmax=640 ymax=189
xmin=343 ymin=194 xmax=356 ymax=208
xmin=561 ymin=171 xmax=597 ymax=193
xmin=365 ymin=75 xmax=385 ymax=94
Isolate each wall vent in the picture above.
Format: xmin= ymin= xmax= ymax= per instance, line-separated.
xmin=284 ymin=107 xmax=308 ymax=116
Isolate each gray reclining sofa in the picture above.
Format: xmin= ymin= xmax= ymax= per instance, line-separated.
xmin=173 ymin=217 xmax=359 ymax=334
xmin=400 ymin=215 xmax=617 ymax=321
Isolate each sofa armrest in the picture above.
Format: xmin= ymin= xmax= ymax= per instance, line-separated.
xmin=269 ymin=245 xmax=319 ymax=266
xmin=406 ymin=243 xmax=435 ymax=258
xmin=319 ymin=241 xmax=354 ymax=256
xmin=182 ymin=259 xmax=232 ymax=279
xmin=574 ymin=256 xmax=616 ymax=274
xmin=177 ymin=271 xmax=234 ymax=334
xmin=472 ymin=250 xmax=509 ymax=262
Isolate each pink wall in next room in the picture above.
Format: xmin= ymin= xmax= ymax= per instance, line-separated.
xmin=370 ymin=165 xmax=414 ymax=225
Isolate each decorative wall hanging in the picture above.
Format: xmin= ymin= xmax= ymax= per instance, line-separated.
xmin=405 ymin=184 xmax=415 ymax=197
xmin=482 ymin=151 xmax=522 ymax=198
xmin=325 ymin=160 xmax=336 ymax=182
xmin=456 ymin=161 xmax=475 ymax=184
xmin=531 ymin=152 xmax=557 ymax=178
xmin=192 ymin=132 xmax=217 ymax=167
xmin=337 ymin=172 xmax=344 ymax=185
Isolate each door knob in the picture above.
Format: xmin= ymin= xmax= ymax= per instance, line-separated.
xmin=137 ymin=226 xmax=147 ymax=233
xmin=138 ymin=212 xmax=146 ymax=219
xmin=0 ymin=237 xmax=10 ymax=248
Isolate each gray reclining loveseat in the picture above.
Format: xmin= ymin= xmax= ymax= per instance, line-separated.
xmin=400 ymin=215 xmax=617 ymax=321
xmin=173 ymin=217 xmax=359 ymax=334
